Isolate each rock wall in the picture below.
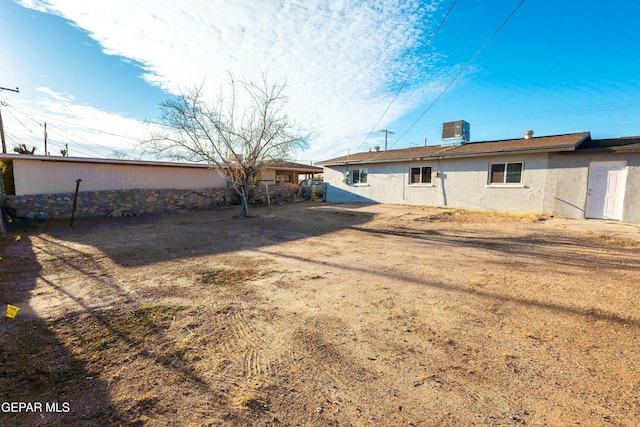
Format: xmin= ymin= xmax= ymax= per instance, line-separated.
xmin=4 ymin=185 xmax=301 ymax=220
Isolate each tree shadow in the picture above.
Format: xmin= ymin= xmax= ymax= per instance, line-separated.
xmin=254 ymin=245 xmax=640 ymax=327
xmin=47 ymin=204 xmax=373 ymax=268
xmin=6 ymin=202 xmax=637 ymax=424
xmin=1 ymin=203 xmax=375 ymax=424
xmin=351 ymin=224 xmax=640 ymax=272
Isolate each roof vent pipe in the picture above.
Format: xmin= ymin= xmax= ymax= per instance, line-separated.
xmin=524 ymin=130 xmax=534 ymax=139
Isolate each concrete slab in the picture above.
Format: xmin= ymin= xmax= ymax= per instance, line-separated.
xmin=543 ymin=217 xmax=640 ymax=241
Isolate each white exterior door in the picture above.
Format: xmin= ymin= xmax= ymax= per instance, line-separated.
xmin=585 ymin=161 xmax=627 ymax=220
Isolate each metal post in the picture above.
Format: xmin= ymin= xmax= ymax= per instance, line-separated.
xmin=70 ymin=179 xmax=82 ymax=227
xmin=0 ymin=106 xmax=6 ymax=154
xmin=0 ymin=87 xmax=20 ymax=154
xmin=0 ymin=173 xmax=6 ymax=236
xmin=380 ymin=129 xmax=394 ymax=151
xmin=265 ymin=181 xmax=271 ymax=210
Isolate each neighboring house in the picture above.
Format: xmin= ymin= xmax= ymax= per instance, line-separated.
xmin=256 ymin=160 xmax=323 ymax=186
xmin=318 ymin=132 xmax=640 ymax=223
xmin=0 ymin=155 xmax=321 ymax=196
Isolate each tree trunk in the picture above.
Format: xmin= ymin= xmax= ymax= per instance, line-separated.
xmin=239 ymin=183 xmax=249 ymax=217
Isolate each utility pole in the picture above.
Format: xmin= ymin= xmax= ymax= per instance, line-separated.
xmin=379 ymin=129 xmax=394 ymax=151
xmin=0 ymin=87 xmax=19 ymax=154
xmin=44 ymin=122 xmax=48 ymax=155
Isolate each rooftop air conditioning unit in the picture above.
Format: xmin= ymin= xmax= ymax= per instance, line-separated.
xmin=442 ymin=120 xmax=470 ymax=144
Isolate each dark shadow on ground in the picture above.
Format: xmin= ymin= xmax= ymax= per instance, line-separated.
xmin=5 ymin=202 xmax=638 ymax=424
xmin=352 ymin=223 xmax=640 ymax=271
xmin=46 ymin=203 xmax=372 ymax=268
xmin=254 ymin=244 xmax=640 ymax=328
xmin=0 ymin=234 xmax=127 ymax=425
xmin=1 ymin=202 xmax=374 ymax=425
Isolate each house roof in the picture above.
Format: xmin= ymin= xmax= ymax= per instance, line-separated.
xmin=577 ymin=136 xmax=640 ymax=153
xmin=265 ymin=160 xmax=322 ymax=173
xmin=0 ymin=153 xmax=214 ymax=168
xmin=318 ymin=132 xmax=592 ymax=166
xmin=0 ymin=154 xmax=323 ymax=172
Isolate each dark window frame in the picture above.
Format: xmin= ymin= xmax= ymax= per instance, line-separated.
xmin=352 ymin=168 xmax=368 ymax=184
xmin=488 ymin=162 xmax=524 ymax=184
xmin=409 ymin=166 xmax=432 ymax=184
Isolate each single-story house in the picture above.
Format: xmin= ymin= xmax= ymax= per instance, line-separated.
xmin=257 ymin=160 xmax=323 ymax=186
xmin=0 ymin=155 xmax=322 ymax=196
xmin=318 ymin=131 xmax=640 ymax=223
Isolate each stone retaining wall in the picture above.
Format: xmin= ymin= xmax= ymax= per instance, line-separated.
xmin=4 ymin=185 xmax=300 ymax=220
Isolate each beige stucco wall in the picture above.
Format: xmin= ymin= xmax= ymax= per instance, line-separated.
xmin=11 ymin=157 xmax=226 ymax=195
xmin=549 ymin=151 xmax=640 ymax=223
xmin=257 ymin=169 xmax=276 ymax=183
xmin=325 ymin=153 xmax=552 ymax=214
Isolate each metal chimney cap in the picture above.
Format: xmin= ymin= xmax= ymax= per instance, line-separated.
xmin=524 ymin=130 xmax=534 ymax=139
xmin=374 ymin=146 xmax=381 ymax=152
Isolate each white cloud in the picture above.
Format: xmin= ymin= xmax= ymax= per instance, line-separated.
xmin=36 ymin=86 xmax=74 ymax=101
xmin=4 ymin=89 xmax=157 ymax=159
xmin=16 ymin=0 xmax=449 ymax=161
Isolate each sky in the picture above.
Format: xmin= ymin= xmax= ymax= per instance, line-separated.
xmin=1 ymin=0 xmax=639 ymax=164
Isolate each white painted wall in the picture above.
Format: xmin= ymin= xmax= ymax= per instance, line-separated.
xmin=10 ymin=157 xmax=226 ymax=195
xmin=325 ymin=153 xmax=552 ymax=214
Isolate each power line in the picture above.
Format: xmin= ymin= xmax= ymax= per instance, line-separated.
xmin=355 ymin=0 xmax=460 ymax=153
xmin=8 ymin=103 xmax=145 ymax=142
xmin=2 ymin=102 xmax=37 ymax=137
xmin=473 ymin=100 xmax=640 ymax=125
xmin=390 ymin=0 xmax=528 ymax=149
xmin=3 ymin=103 xmax=139 ymax=158
xmin=3 ymin=104 xmax=106 ymax=157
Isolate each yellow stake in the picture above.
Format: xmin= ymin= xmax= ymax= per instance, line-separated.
xmin=6 ymin=304 xmax=20 ymax=318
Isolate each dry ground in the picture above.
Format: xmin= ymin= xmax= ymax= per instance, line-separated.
xmin=1 ymin=202 xmax=639 ymax=426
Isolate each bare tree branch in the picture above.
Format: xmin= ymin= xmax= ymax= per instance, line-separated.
xmin=142 ymin=74 xmax=308 ymax=217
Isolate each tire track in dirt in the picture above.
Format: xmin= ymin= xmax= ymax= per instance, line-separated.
xmin=212 ymin=303 xmax=276 ymax=379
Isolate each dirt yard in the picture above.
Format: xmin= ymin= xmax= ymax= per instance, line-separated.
xmin=1 ymin=202 xmax=639 ymax=426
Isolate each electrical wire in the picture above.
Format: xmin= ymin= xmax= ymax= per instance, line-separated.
xmin=472 ymin=100 xmax=640 ymax=125
xmin=3 ymin=104 xmax=108 ymax=158
xmin=3 ymin=103 xmax=140 ymax=158
xmin=354 ymin=0 xmax=459 ymax=153
xmin=388 ymin=0 xmax=528 ymax=149
xmin=7 ymin=103 xmax=144 ymax=142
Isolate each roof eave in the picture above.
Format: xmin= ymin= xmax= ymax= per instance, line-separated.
xmin=0 ymin=153 xmax=218 ymax=168
xmin=321 ymin=146 xmax=578 ymax=166
xmin=270 ymin=166 xmax=323 ymax=172
xmin=439 ymin=145 xmax=580 ymax=159
xmin=319 ymin=133 xmax=591 ymax=166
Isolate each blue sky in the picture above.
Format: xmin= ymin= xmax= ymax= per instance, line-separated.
xmin=1 ymin=0 xmax=639 ymax=162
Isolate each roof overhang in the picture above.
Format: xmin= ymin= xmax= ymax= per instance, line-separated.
xmin=319 ymin=132 xmax=591 ymax=166
xmin=0 ymin=154 xmax=324 ymax=172
xmin=0 ymin=154 xmax=216 ymax=169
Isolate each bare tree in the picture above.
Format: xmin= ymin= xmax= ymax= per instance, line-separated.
xmin=146 ymin=75 xmax=307 ymax=217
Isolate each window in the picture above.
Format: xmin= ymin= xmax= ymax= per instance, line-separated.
xmin=489 ymin=162 xmax=523 ymax=184
xmin=410 ymin=166 xmax=432 ymax=184
xmin=352 ymin=169 xmax=368 ymax=184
